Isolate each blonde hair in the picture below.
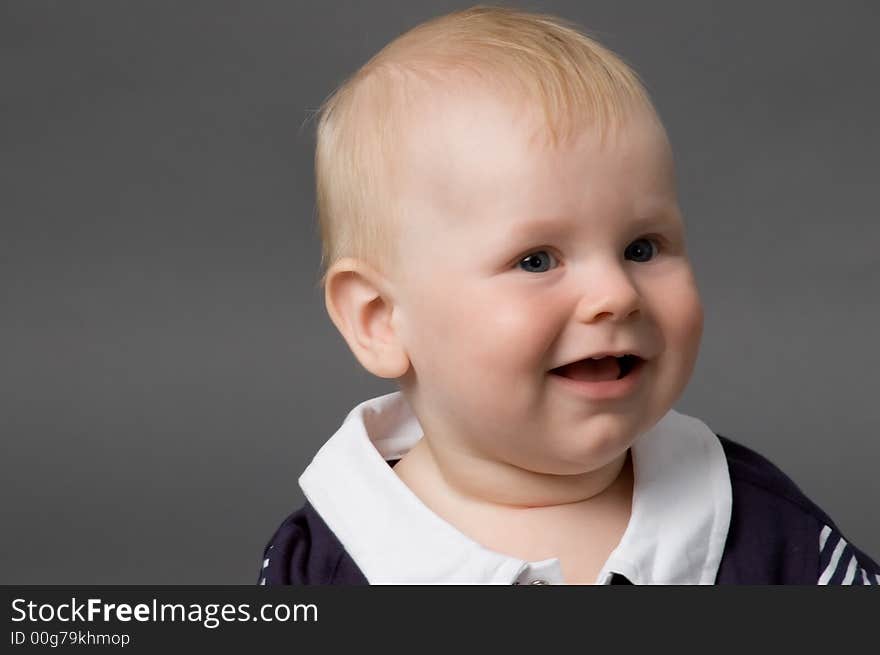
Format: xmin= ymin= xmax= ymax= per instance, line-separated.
xmin=312 ymin=4 xmax=656 ymax=291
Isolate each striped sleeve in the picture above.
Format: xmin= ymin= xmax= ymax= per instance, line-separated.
xmin=818 ymin=524 xmax=880 ymax=585
xmin=256 ymin=544 xmax=273 ymax=585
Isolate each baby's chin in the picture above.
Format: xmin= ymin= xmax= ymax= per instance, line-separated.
xmin=504 ymin=432 xmax=637 ymax=479
xmin=494 ymin=449 xmax=633 ymax=507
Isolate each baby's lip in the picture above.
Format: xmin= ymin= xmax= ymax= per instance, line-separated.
xmin=550 ymin=350 xmax=647 ymax=371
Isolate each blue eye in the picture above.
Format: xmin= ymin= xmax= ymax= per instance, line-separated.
xmin=517 ymin=237 xmax=661 ymax=273
xmin=625 ymin=237 xmax=660 ymax=263
xmin=518 ymin=250 xmax=557 ymax=273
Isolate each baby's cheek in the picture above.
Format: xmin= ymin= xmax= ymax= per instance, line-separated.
xmin=656 ymin=281 xmax=703 ymax=405
xmin=472 ymin=301 xmax=549 ymax=368
xmin=419 ymin=294 xmax=490 ymax=366
xmin=676 ymin=285 xmax=704 ymax=355
xmin=657 ymin=270 xmax=703 ymax=347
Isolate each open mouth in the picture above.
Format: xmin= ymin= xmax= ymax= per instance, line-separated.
xmin=550 ymin=355 xmax=643 ymax=382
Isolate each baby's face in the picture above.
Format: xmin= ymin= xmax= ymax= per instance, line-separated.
xmin=389 ymin=88 xmax=703 ymax=475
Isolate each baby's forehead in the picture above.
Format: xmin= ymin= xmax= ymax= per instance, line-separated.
xmin=396 ymin=86 xmax=533 ymax=164
xmin=395 ymin=74 xmax=662 ymax=165
xmin=397 ymin=77 xmax=558 ymax=149
xmin=395 ymin=85 xmax=669 ymax=189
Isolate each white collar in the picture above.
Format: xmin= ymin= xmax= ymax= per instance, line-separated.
xmin=299 ymin=390 xmax=732 ymax=585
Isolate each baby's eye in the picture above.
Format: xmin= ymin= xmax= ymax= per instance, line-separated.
xmin=517 ymin=237 xmax=662 ymax=273
xmin=518 ymin=250 xmax=558 ymax=273
xmin=625 ymin=237 xmax=661 ymax=263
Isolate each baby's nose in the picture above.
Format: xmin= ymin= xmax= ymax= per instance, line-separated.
xmin=572 ymin=267 xmax=641 ymax=323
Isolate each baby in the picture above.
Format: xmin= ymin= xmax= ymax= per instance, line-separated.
xmin=259 ymin=5 xmax=879 ymax=584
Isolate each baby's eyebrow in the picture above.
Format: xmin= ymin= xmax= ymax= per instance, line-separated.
xmin=628 ymin=211 xmax=683 ymax=234
xmin=506 ymin=215 xmax=573 ymax=242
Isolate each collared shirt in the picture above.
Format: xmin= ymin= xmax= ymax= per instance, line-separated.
xmin=259 ymin=391 xmax=880 ymax=585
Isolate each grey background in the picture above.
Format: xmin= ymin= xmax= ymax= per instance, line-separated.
xmin=2 ymin=0 xmax=877 ymax=584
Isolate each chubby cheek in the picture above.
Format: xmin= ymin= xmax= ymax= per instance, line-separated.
xmin=671 ymin=277 xmax=704 ymax=369
xmin=408 ymin=284 xmax=551 ymax=395
xmin=651 ymin=274 xmax=704 ymax=412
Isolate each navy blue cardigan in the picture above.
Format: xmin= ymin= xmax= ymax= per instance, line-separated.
xmin=259 ymin=435 xmax=880 ymax=584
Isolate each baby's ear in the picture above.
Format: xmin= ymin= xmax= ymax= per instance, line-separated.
xmin=323 ymin=258 xmax=410 ymax=379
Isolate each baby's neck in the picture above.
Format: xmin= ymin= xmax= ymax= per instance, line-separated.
xmin=393 ymin=439 xmax=634 ymax=573
xmin=393 ymin=436 xmax=633 ymax=512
